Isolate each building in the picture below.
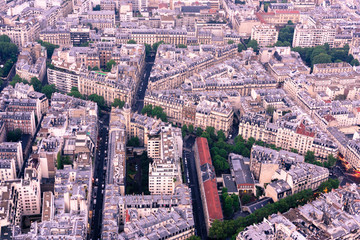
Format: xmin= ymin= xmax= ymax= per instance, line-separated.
xmin=0 ymin=159 xmax=16 ymax=181
xmin=226 ymin=153 xmax=255 ymax=194
xmin=0 ymin=19 xmax=41 ymax=47
xmin=194 ymin=137 xmax=223 ymax=233
xmin=148 ymin=125 xmax=183 ymax=195
xmin=102 ymin=184 xmax=195 ymax=239
xmin=251 ymin=24 xmax=278 ymax=47
xmin=39 ymin=28 xmax=71 ymax=45
xmin=16 ymin=42 xmax=47 ymax=82
xmin=0 ymin=142 xmax=23 ymax=173
xmin=265 ymin=179 xmax=292 ymax=202
xmin=292 ymin=23 xmax=336 ymax=48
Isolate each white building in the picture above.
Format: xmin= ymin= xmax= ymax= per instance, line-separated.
xmin=251 ymin=24 xmax=279 ymax=47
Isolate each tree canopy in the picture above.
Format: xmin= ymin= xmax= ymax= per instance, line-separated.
xmin=7 ymin=128 xmax=22 ymax=142
xmin=141 ymin=104 xmax=167 ymax=122
xmin=37 ymin=40 xmax=59 ymax=59
xmin=127 ymin=40 xmax=137 ymax=44
xmin=41 ymin=84 xmax=57 ymax=99
xmin=112 ymin=99 xmax=125 ymax=108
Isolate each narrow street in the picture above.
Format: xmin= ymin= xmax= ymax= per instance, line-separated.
xmin=133 ymin=57 xmax=154 ymax=113
xmin=184 ymin=136 xmax=207 ymax=239
xmin=90 ymin=113 xmax=109 ymax=240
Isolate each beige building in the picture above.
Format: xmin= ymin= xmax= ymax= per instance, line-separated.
xmin=251 ymin=24 xmax=278 ymax=47
xmin=0 ymin=19 xmax=41 ymax=47
xmin=39 ymin=28 xmax=71 ymax=45
xmin=292 ymin=24 xmax=336 ymax=48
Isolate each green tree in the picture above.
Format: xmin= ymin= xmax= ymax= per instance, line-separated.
xmin=152 ymin=41 xmax=165 ymax=53
xmin=112 ymin=99 xmax=125 ymax=108
xmin=196 ymin=127 xmax=203 ymax=137
xmin=290 ymin=148 xmax=298 ymax=153
xmin=106 ymin=59 xmax=116 ymax=72
xmin=181 ymin=124 xmax=188 ymax=137
xmin=238 ymin=43 xmax=247 ymax=52
xmin=145 ymin=44 xmax=152 ymax=56
xmin=7 ymin=128 xmax=22 ymax=142
xmin=37 ymin=40 xmax=59 ymax=59
xmin=217 ymin=130 xmax=226 ymax=141
xmin=312 ymin=53 xmax=332 ymax=65
xmin=232 ymin=194 xmax=240 ymax=212
xmin=266 ymin=105 xmax=276 ymax=116
xmin=92 ymin=66 xmax=100 ymax=71
xmin=305 ymin=151 xmax=315 ymax=163
xmin=57 ymin=152 xmax=63 ymax=169
xmin=41 ymin=84 xmax=57 ymax=99
xmin=351 ymin=59 xmax=360 ymax=66
xmin=228 ymin=40 xmax=235 ymax=44
xmin=0 ymin=35 xmax=11 ymax=42
xmin=88 ymin=94 xmax=106 ymax=108
xmin=241 ymin=194 xmax=251 ymax=205
xmin=30 ymin=77 xmax=42 ymax=92
xmin=128 ymin=137 xmax=140 ymax=147
xmin=224 ymin=195 xmax=234 ymax=218
xmin=246 ymin=40 xmax=258 ymax=52
xmin=127 ymin=39 xmax=137 ymax=44
xmin=9 ymin=74 xmax=23 ymax=87
xmin=177 ymin=44 xmax=187 ymax=48
xmin=93 ymin=4 xmax=100 ymax=10
xmin=188 ymin=124 xmax=194 ymax=133
xmin=68 ymin=87 xmax=82 ymax=98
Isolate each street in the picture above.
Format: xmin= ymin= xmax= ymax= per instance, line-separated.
xmin=90 ymin=113 xmax=109 ymax=240
xmin=184 ymin=136 xmax=207 ymax=239
xmin=133 ymin=58 xmax=154 ymax=113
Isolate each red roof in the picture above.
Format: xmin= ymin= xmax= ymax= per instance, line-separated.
xmin=324 ymin=100 xmax=332 ymax=103
xmin=203 ymin=178 xmax=223 ymax=222
xmin=196 ymin=137 xmax=212 ymax=165
xmin=196 ymin=137 xmax=223 ymax=222
xmin=274 ymin=10 xmax=300 ymax=14
xmin=296 ymin=122 xmax=315 ymax=137
xmin=324 ymin=114 xmax=336 ymax=122
xmin=125 ymin=209 xmax=130 ymax=222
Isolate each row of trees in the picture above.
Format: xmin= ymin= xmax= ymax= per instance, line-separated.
xmin=275 ymin=24 xmax=294 ymax=47
xmin=181 ymin=124 xmax=194 ymax=137
xmin=305 ymin=151 xmax=337 ymax=169
xmin=293 ymin=44 xmax=360 ymax=68
xmin=141 ymin=104 xmax=167 ymax=122
xmin=210 ymin=177 xmax=339 ymax=239
xmin=0 ymin=35 xmax=18 ymax=78
xmin=68 ymin=87 xmax=125 ymax=109
xmin=10 ymin=75 xmax=57 ymax=99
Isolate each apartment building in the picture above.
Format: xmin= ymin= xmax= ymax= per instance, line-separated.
xmin=0 ymin=19 xmax=41 ymax=47
xmin=102 ymin=184 xmax=195 ymax=239
xmin=239 ymin=113 xmax=338 ymax=160
xmin=0 ymin=159 xmax=16 ymax=181
xmin=292 ymin=24 xmax=336 ymax=48
xmin=16 ymin=42 xmax=47 ymax=82
xmin=39 ymin=28 xmax=71 ymax=45
xmin=251 ymin=24 xmax=278 ymax=47
xmin=144 ymin=91 xmax=234 ymax=136
xmin=0 ymin=111 xmax=36 ymax=136
xmin=0 ymin=142 xmax=23 ymax=173
xmin=312 ymin=62 xmax=353 ymax=74
xmin=148 ymin=125 xmax=183 ymax=195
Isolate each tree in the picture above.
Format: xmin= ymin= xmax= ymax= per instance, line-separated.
xmin=351 ymin=59 xmax=360 ymax=66
xmin=238 ymin=43 xmax=247 ymax=52
xmin=188 ymin=124 xmax=194 ymax=133
xmin=128 ymin=137 xmax=140 ymax=147
xmin=241 ymin=194 xmax=251 ymax=205
xmin=217 ymin=130 xmax=226 ymax=141
xmin=305 ymin=151 xmax=315 ymax=163
xmin=196 ymin=127 xmax=203 ymax=137
xmin=127 ymin=39 xmax=137 ymax=44
xmin=30 ymin=77 xmax=42 ymax=92
xmin=224 ymin=195 xmax=234 ymax=218
xmin=246 ymin=40 xmax=258 ymax=52
xmin=152 ymin=41 xmax=165 ymax=53
xmin=41 ymin=84 xmax=57 ymax=99
xmin=290 ymin=148 xmax=298 ymax=153
xmin=181 ymin=124 xmax=188 ymax=137
xmin=37 ymin=40 xmax=59 ymax=59
xmin=177 ymin=44 xmax=187 ymax=48
xmin=256 ymin=186 xmax=264 ymax=198
xmin=57 ymin=152 xmax=63 ymax=170
xmin=9 ymin=74 xmax=23 ymax=87
xmin=232 ymin=194 xmax=240 ymax=212
xmin=68 ymin=87 xmax=82 ymax=98
xmin=93 ymin=4 xmax=100 ymax=10
xmin=334 ymin=94 xmax=346 ymax=101
xmin=88 ymin=94 xmax=106 ymax=109
xmin=7 ymin=128 xmax=22 ymax=142
xmin=0 ymin=35 xmax=11 ymax=42
xmin=144 ymin=44 xmax=152 ymax=56
xmin=92 ymin=66 xmax=100 ymax=71
xmin=112 ymin=99 xmax=125 ymax=108
xmin=312 ymin=53 xmax=332 ymax=65
xmin=228 ymin=40 xmax=235 ymax=44
xmin=106 ymin=59 xmax=116 ymax=72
